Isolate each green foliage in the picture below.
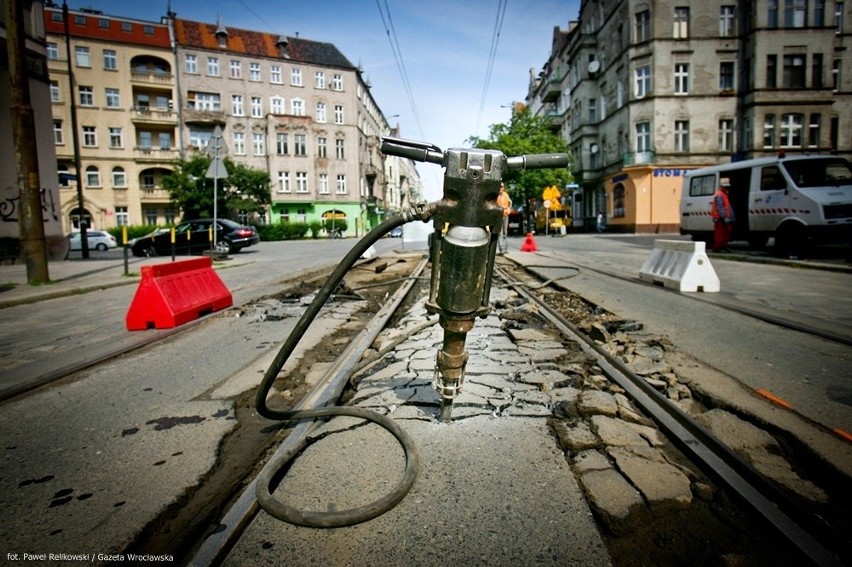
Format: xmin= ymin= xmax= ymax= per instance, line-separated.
xmin=308 ymin=221 xmax=323 ymax=239
xmin=467 ymin=106 xmax=575 ymax=206
xmin=161 ymin=154 xmax=271 ymax=220
xmin=324 ymin=218 xmax=348 ymax=235
xmin=256 ymin=222 xmax=310 ymax=241
xmin=105 ymin=225 xmax=165 ymax=244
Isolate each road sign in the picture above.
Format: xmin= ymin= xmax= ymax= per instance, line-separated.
xmin=204 ymin=125 xmax=228 ymax=156
xmin=205 ymin=157 xmax=228 ymax=180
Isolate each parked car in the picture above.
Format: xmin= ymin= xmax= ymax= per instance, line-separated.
xmin=388 ymin=226 xmax=403 ymax=238
xmin=129 ymin=219 xmax=259 ymax=257
xmin=68 ymin=230 xmax=117 ymax=251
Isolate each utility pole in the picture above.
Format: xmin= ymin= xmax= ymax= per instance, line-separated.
xmin=5 ymin=0 xmax=49 ymax=283
xmin=63 ymin=0 xmax=89 ymax=258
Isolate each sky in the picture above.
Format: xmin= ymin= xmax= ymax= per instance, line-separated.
xmin=65 ymin=0 xmax=581 ymax=200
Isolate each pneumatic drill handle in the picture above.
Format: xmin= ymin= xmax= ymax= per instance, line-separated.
xmin=506 ymin=153 xmax=570 ymax=170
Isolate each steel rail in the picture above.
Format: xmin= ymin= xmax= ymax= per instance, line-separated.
xmin=188 ymin=257 xmax=430 ymax=566
xmin=496 ymin=266 xmax=846 ymax=567
xmin=530 ymin=250 xmax=852 ymax=348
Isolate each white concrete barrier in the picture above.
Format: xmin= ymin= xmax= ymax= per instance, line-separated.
xmin=639 ymin=240 xmax=720 ymax=292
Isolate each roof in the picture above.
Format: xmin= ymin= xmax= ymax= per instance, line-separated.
xmin=173 ymin=18 xmax=355 ymax=70
xmin=43 ymin=7 xmax=171 ymax=48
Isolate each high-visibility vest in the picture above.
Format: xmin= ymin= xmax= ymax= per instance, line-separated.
xmin=711 ymin=189 xmax=734 ymax=221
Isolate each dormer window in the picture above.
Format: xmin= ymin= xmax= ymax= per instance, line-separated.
xmin=215 ymin=19 xmax=228 ymax=49
xmin=276 ymin=35 xmax=289 ymax=59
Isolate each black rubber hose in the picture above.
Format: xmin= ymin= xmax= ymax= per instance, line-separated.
xmin=254 ymin=204 xmax=436 ymax=528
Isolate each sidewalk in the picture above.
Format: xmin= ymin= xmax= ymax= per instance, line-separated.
xmin=0 ymin=253 xmax=176 ymax=309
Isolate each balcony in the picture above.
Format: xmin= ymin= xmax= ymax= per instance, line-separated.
xmin=130 ymin=106 xmax=177 ymax=124
xmin=623 ymin=150 xmax=656 ymax=166
xmin=130 ymin=70 xmax=174 ymax=85
xmin=140 ymin=187 xmax=171 ymax=201
xmin=541 ymin=72 xmax=564 ymax=103
xmin=183 ymin=108 xmax=226 ymax=125
xmin=133 ymin=146 xmax=178 ymax=162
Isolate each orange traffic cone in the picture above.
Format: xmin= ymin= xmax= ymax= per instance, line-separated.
xmin=520 ymin=233 xmax=538 ymax=252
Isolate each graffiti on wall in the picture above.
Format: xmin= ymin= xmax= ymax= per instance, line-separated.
xmin=0 ymin=186 xmax=60 ymax=224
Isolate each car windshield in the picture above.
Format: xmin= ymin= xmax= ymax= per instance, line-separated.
xmin=782 ymin=158 xmax=852 ymax=188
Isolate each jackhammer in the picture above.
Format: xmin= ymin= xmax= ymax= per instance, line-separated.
xmin=380 ymin=137 xmax=569 ymax=421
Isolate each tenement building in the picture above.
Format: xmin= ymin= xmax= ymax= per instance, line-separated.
xmin=43 ymin=4 xmax=419 ymax=235
xmin=527 ymin=0 xmax=852 ymax=232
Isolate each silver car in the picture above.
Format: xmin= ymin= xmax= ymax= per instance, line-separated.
xmin=68 ymin=230 xmax=117 ymax=251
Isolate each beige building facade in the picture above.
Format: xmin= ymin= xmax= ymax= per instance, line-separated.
xmin=528 ymin=0 xmax=852 ymax=233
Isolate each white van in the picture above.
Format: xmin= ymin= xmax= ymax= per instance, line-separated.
xmin=680 ymin=155 xmax=852 ymax=255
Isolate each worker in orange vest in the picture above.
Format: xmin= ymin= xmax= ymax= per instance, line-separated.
xmin=711 ymin=177 xmax=735 ymax=252
xmin=497 ymin=183 xmax=512 ymax=254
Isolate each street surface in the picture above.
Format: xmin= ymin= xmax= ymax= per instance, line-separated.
xmin=0 ymin=233 xmax=849 ymax=564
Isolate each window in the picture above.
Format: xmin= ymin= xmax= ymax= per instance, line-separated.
xmin=112 ymin=166 xmax=127 ymax=188
xmin=270 ymin=96 xmax=284 ymax=115
xmin=636 ymin=122 xmax=651 ymax=152
xmin=103 ymin=49 xmax=117 ymax=70
xmin=98 ymin=17 xmax=109 ymax=28
xmin=720 ymin=62 xmax=735 ymax=90
xmin=319 ymin=173 xmax=329 ymax=194
xmin=145 ymin=208 xmax=157 ymax=225
xmin=813 ymin=53 xmax=824 ymax=87
xmin=82 ymin=126 xmax=99 ymax=148
xmin=105 ymin=88 xmax=120 ymax=108
xmin=634 ymin=65 xmax=651 ymax=97
xmin=159 ymin=132 xmax=171 ymax=149
xmin=291 ymin=98 xmax=305 ymax=116
xmin=769 ymin=0 xmax=779 ymax=27
xmin=253 ymin=132 xmax=265 ymax=155
xmin=291 ymin=68 xmax=303 ymax=86
xmin=674 ymin=120 xmax=690 ymax=152
xmin=295 ymin=172 xmax=308 ymax=193
xmin=720 ymin=5 xmax=736 ymax=36
xmin=47 ymin=43 xmax=59 ymax=60
xmin=233 ymin=132 xmax=245 ymax=155
xmin=764 ymin=114 xmax=776 ymax=147
xmin=335 ymin=138 xmax=345 ymax=159
xmin=108 ymin=127 xmax=122 ymax=148
xmin=830 ymin=115 xmax=840 ymax=149
xmin=142 ymin=172 xmax=155 ymax=189
xmin=332 ymin=74 xmax=343 ymax=91
xmin=784 ymin=0 xmax=807 ymax=27
xmin=783 ymin=54 xmax=806 ymax=88
xmin=780 ymin=113 xmax=804 ymax=146
xmin=334 ymin=105 xmax=344 ymax=124
xmin=674 ymin=63 xmax=689 ymax=94
xmin=53 ymin=120 xmax=64 ymax=144
xmin=336 ymin=175 xmax=347 ymax=194
xmin=808 ymin=113 xmax=821 ymax=146
xmin=75 ymin=14 xmax=86 ymax=25
xmin=316 ymin=102 xmax=327 ymax=123
xmin=635 ymin=10 xmax=651 ymax=42
xmin=294 ymin=133 xmax=307 ymax=156
xmin=139 ymin=131 xmax=152 ymax=148
xmin=79 ymin=86 xmax=94 ymax=106
xmin=673 ymin=7 xmax=690 ymax=38
xmin=837 ymin=2 xmax=845 ymax=32
xmin=185 ymin=54 xmax=197 ymax=74
xmin=249 ymin=62 xmax=261 ymax=81
xmin=143 ymin=25 xmax=154 ymax=35
xmin=50 ymin=81 xmax=61 ymax=102
xmin=230 ymin=60 xmax=241 ymax=79
xmin=277 ymin=171 xmax=291 ymax=193
xmin=833 ymin=58 xmax=841 ymax=90
xmin=207 ymin=57 xmax=220 ymax=76
xmin=115 ymin=207 xmax=129 ymax=227
xmin=767 ymin=55 xmax=778 ymax=88
xmin=317 ymin=137 xmax=328 ymax=158
xmin=86 ymin=165 xmax=101 ymax=187
xmin=588 ymin=98 xmax=597 ymax=122
xmin=75 ymin=46 xmax=90 ymax=67
xmin=121 ymin=21 xmax=133 ymax=32
xmin=189 ymin=128 xmax=212 ymax=149
xmin=270 ymin=65 xmax=282 ymax=83
xmin=315 ymin=72 xmax=326 ymax=89
xmin=188 ymin=92 xmax=220 ymax=111
xmin=232 ymin=95 xmax=244 ymax=116
xmin=719 ymin=119 xmax=735 ymax=151
xmin=276 ymin=133 xmax=288 ymax=155
xmin=251 ymin=97 xmax=263 ymax=117
xmin=815 ymin=0 xmax=826 ymax=24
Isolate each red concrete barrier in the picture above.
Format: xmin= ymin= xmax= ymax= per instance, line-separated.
xmin=125 ymin=257 xmax=232 ymax=330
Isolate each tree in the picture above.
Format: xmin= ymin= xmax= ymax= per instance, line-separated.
xmin=162 ymin=155 xmax=271 ymax=221
xmin=467 ymin=105 xmax=574 ymax=209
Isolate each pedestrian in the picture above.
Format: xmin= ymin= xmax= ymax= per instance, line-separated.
xmin=711 ymin=177 xmax=735 ymax=252
xmin=497 ymin=183 xmax=512 ymax=254
xmin=596 ymin=210 xmax=605 ymax=233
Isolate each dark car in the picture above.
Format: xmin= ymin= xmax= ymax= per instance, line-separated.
xmin=129 ymin=218 xmax=259 ymax=257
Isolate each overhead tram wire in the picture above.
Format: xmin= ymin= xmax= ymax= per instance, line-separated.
xmin=376 ymin=0 xmax=425 ymax=139
xmin=474 ymin=0 xmax=509 ymax=136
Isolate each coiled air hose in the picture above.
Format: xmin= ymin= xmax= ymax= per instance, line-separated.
xmin=254 ymin=204 xmax=436 ymax=528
